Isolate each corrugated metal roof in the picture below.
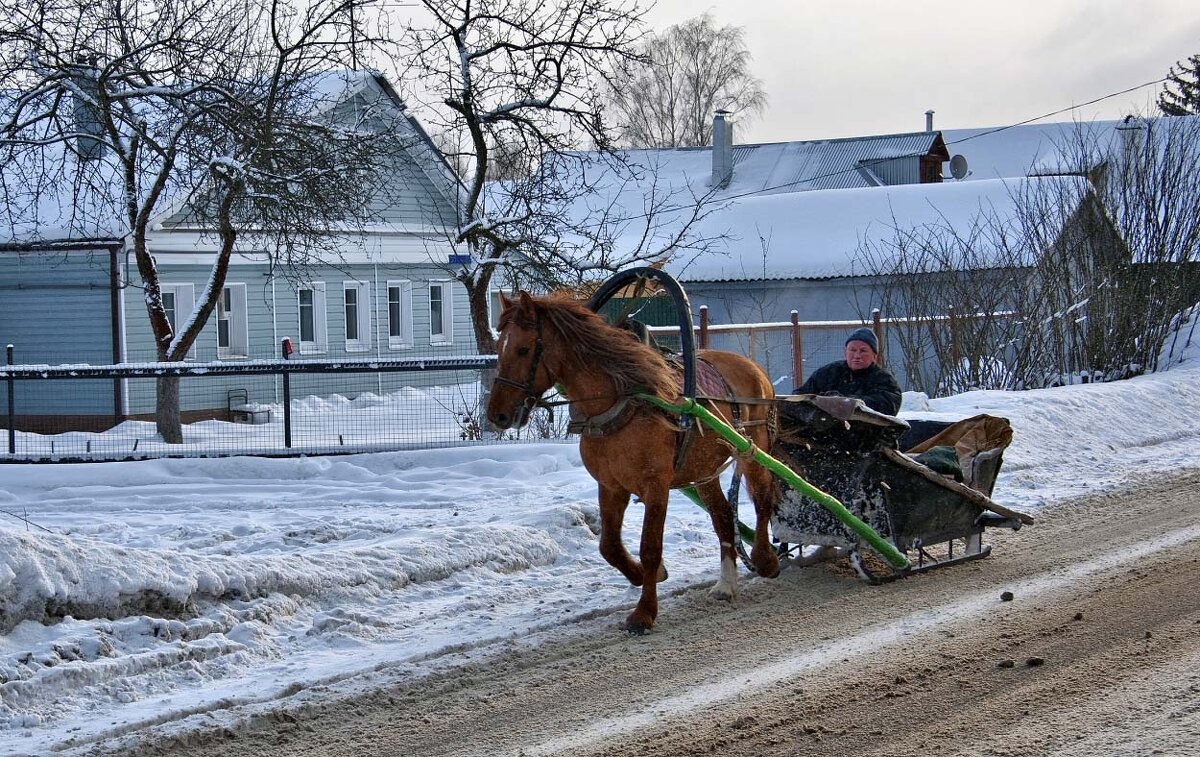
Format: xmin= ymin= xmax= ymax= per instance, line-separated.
xmin=731 ymin=131 xmax=941 ymax=194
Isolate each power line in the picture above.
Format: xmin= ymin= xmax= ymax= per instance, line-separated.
xmin=943 ymin=77 xmax=1169 ymax=148
xmin=609 ymin=75 xmax=1173 ymax=216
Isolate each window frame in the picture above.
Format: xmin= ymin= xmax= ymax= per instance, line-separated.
xmin=343 ymin=280 xmax=371 ymax=353
xmin=386 ymin=279 xmax=414 ymax=349
xmin=160 ymin=282 xmax=195 ymax=359
xmin=216 ymin=282 xmax=249 ymax=359
xmin=429 ymin=279 xmax=453 ymax=346
xmin=488 ymin=288 xmax=516 ymax=336
xmin=297 ymin=282 xmax=328 ymax=355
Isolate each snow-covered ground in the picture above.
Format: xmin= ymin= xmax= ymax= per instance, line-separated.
xmin=1 ymin=332 xmax=1198 ymax=756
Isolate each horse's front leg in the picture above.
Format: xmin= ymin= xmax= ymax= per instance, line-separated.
xmin=626 ymin=486 xmax=670 ymax=634
xmin=597 ymin=483 xmax=644 ymax=586
xmin=694 ymin=478 xmax=740 ymax=601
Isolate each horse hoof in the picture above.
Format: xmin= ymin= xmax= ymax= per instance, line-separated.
xmin=752 ymin=553 xmax=781 ymax=579
xmin=758 ymin=563 xmax=781 ymax=579
xmin=658 ymin=564 xmax=669 ymax=582
xmin=624 ymin=622 xmax=651 ymax=636
xmin=708 ymin=585 xmax=735 ymax=602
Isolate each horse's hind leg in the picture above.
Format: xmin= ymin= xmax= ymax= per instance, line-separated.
xmin=597 ymin=483 xmax=646 ymax=586
xmin=695 ymin=479 xmax=740 ymax=601
xmin=740 ymin=460 xmax=781 ymax=579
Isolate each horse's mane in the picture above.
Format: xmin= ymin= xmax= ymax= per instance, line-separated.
xmin=523 ymin=295 xmax=680 ymax=400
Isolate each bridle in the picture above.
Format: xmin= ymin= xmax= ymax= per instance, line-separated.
xmin=491 ymin=314 xmax=554 ymax=424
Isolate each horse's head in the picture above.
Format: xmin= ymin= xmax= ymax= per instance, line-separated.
xmin=487 ymin=291 xmax=555 ymax=430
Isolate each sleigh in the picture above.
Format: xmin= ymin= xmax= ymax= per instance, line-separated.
xmin=766 ymin=395 xmax=1030 ymax=582
xmin=586 ymin=267 xmax=1032 ymax=582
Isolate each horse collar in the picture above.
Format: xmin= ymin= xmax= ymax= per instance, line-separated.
xmin=566 ymin=396 xmax=639 ymax=437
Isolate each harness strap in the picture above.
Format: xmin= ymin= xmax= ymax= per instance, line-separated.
xmin=567 ymin=396 xmax=640 ymax=437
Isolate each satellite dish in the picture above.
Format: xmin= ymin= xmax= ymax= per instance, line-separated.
xmin=949 ymin=154 xmax=969 ymax=180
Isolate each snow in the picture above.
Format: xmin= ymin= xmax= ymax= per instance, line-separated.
xmin=662 ymin=176 xmax=1082 ymax=281
xmin=551 ymin=121 xmax=1113 ymax=282
xmin=1 ymin=329 xmax=1199 ymax=755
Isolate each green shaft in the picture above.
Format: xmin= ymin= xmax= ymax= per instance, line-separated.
xmin=679 ymin=486 xmax=757 ymax=544
xmin=641 ymin=393 xmax=911 ymax=570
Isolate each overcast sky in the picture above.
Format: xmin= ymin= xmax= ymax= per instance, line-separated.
xmin=644 ymin=0 xmax=1200 ymax=143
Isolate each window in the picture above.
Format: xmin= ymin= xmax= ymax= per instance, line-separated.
xmin=298 ymin=282 xmax=327 ymax=354
xmin=429 ymin=280 xmax=453 ymax=345
xmin=489 ymin=289 xmax=515 ymax=333
xmin=387 ymin=280 xmax=413 ymax=349
xmin=216 ymin=283 xmax=249 ymax=358
xmin=160 ymin=283 xmax=195 ymax=359
xmin=343 ymin=281 xmax=371 ymax=352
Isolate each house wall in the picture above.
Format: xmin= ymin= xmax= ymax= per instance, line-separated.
xmin=121 ymin=253 xmax=479 ymax=417
xmin=864 ymin=156 xmax=921 ymax=186
xmin=0 ymin=248 xmax=119 ymax=418
xmin=325 ymin=88 xmax=460 ymax=231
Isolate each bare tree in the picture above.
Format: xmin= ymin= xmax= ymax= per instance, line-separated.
xmin=0 ymin=0 xmax=401 ymax=442
xmin=606 ymin=13 xmax=768 ymax=148
xmin=855 ymin=116 xmax=1200 ymax=395
xmin=394 ymin=0 xmax=727 ymax=355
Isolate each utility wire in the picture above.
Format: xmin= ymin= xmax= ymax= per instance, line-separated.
xmin=602 ymin=75 xmax=1172 ymax=217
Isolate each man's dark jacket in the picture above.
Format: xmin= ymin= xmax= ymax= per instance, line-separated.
xmin=796 ymin=361 xmax=902 ymax=415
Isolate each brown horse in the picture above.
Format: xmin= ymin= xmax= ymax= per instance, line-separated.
xmin=486 ymin=292 xmax=780 ymax=633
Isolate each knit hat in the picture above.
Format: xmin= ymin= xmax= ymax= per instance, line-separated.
xmin=845 ymin=327 xmax=878 ymax=353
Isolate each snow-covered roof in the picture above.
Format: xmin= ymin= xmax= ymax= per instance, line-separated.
xmin=554 ymin=127 xmax=1088 ymax=282
xmin=662 ymin=175 xmax=1084 ymax=282
xmin=2 ymin=70 xmax=461 ymax=246
xmin=940 ymin=118 xmax=1161 ymax=180
xmin=570 ymin=130 xmax=945 ymax=203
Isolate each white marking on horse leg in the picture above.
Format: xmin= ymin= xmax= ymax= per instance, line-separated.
xmin=709 ymin=554 xmax=738 ymax=601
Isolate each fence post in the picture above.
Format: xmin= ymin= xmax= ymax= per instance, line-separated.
xmin=790 ymin=311 xmax=803 ymax=391
xmin=698 ymin=305 xmax=709 ymax=349
xmin=871 ymin=309 xmax=884 ymax=367
xmin=6 ymin=344 xmax=14 ymax=454
xmin=281 ymin=339 xmax=292 ymax=449
xmin=947 ymin=306 xmax=961 ymax=369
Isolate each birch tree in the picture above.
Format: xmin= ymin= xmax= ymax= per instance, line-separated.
xmin=606 ymin=13 xmax=768 ymax=148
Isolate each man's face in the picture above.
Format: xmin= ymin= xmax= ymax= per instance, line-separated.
xmin=844 ymin=340 xmax=877 ymax=371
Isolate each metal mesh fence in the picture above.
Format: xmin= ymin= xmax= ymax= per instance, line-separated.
xmin=0 ymin=355 xmax=576 ymax=462
xmin=3 ymin=312 xmax=972 ymax=463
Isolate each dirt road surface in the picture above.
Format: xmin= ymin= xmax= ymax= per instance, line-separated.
xmin=116 ymin=471 xmax=1200 ymax=757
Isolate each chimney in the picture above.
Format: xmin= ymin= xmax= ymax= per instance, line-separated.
xmin=1116 ymin=114 xmax=1145 ymax=160
xmin=711 ymin=110 xmax=733 ymax=189
xmin=67 ymin=57 xmax=105 ymax=160
xmin=925 ymin=109 xmax=935 ymax=132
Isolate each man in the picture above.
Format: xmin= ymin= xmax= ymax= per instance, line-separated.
xmin=796 ymin=327 xmax=902 ymax=415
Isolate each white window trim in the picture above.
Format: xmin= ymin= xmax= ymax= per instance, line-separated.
xmin=161 ymin=282 xmax=195 ymax=360
xmin=343 ymin=280 xmax=371 ymax=353
xmin=429 ymin=279 xmax=454 ymax=346
xmin=386 ymin=279 xmax=414 ymax=349
xmin=298 ymin=282 xmax=328 ymax=355
xmin=216 ymin=283 xmax=249 ymax=359
xmin=488 ymin=288 xmax=516 ymax=338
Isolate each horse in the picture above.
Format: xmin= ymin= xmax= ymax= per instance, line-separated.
xmin=486 ymin=291 xmax=780 ymax=634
